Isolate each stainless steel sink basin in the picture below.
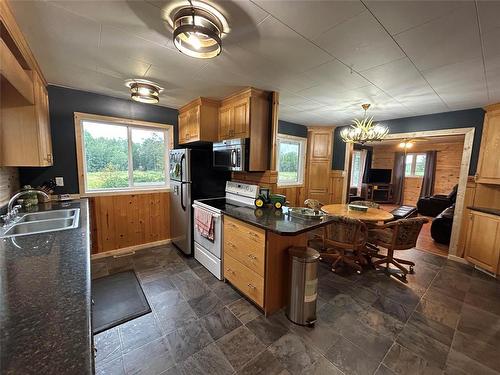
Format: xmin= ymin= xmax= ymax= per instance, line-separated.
xmin=17 ymin=209 xmax=78 ymax=223
xmin=1 ymin=208 xmax=80 ymax=238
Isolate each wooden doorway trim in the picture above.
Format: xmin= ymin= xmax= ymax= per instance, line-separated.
xmin=342 ymin=127 xmax=475 ymax=259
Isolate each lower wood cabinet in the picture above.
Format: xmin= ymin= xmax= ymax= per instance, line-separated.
xmin=464 ymin=210 xmax=500 ymax=274
xmin=223 ymin=215 xmax=307 ymax=314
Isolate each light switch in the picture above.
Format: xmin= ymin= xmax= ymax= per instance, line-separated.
xmin=55 ymin=177 xmax=64 ymax=186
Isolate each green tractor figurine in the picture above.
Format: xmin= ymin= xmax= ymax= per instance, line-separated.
xmin=254 ymin=188 xmax=287 ymax=209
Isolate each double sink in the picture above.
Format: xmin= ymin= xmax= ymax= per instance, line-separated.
xmin=0 ymin=209 xmax=80 ymax=238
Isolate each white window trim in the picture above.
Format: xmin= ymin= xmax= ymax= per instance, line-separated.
xmin=276 ymin=134 xmax=307 ymax=187
xmin=350 ymin=150 xmax=362 ymax=188
xmin=74 ymin=112 xmax=173 ymax=196
xmin=405 ymin=152 xmax=426 ymax=178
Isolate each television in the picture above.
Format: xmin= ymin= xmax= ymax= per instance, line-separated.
xmin=367 ymin=169 xmax=392 ymax=183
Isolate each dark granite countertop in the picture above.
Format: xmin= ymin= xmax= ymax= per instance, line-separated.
xmin=0 ymin=199 xmax=92 ymax=375
xmin=468 ymin=206 xmax=500 ymax=217
xmin=221 ymin=205 xmax=337 ymax=235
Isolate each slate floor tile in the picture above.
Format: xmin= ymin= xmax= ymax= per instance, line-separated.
xmin=289 ymin=319 xmax=339 ymax=355
xmin=153 ymin=300 xmax=197 ymax=334
xmin=187 ymin=291 xmax=224 ymax=318
xmin=92 ymin=259 xmax=109 ymax=279
xmin=166 ymin=320 xmax=213 ymax=363
xmin=383 ymin=342 xmax=442 ymax=375
xmin=170 ymin=270 xmax=210 ymax=301
xmin=451 ymin=331 xmax=500 ymax=372
xmin=119 ymin=313 xmax=163 ymax=354
xmin=415 ymin=297 xmax=461 ymax=329
xmin=201 ymin=307 xmax=242 ymax=340
xmin=306 ymin=356 xmax=344 ymax=375
xmin=122 ymin=337 xmax=175 ymax=375
xmin=463 ymin=291 xmax=500 ymax=317
xmin=372 ymin=295 xmax=413 ymax=323
xmin=457 ymin=304 xmax=500 ymax=346
xmin=216 ymin=326 xmax=266 ymax=371
xmin=228 ymin=298 xmax=261 ymax=324
xmin=407 ymin=311 xmax=455 ymax=347
xmin=374 ymin=364 xmax=396 ymax=375
xmin=179 ymin=342 xmax=234 ymax=375
xmin=106 ymin=256 xmax=134 ymax=275
xmin=212 ymin=281 xmax=242 ymax=305
xmin=246 ymin=315 xmax=289 ymax=346
xmin=355 ymin=305 xmax=405 ymax=339
xmin=325 ymin=334 xmax=380 ymax=375
xmin=142 ymin=276 xmax=176 ymax=298
xmin=94 ymin=326 xmax=121 ymax=364
xmin=238 ymin=349 xmax=287 ymax=375
xmin=95 ymin=355 xmax=125 ymax=375
xmin=445 ymin=349 xmax=500 ymax=375
xmin=269 ymin=333 xmax=322 ymax=375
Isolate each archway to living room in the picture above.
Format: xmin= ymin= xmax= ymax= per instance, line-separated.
xmin=344 ymin=127 xmax=474 ymax=259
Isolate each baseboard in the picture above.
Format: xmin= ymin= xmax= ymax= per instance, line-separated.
xmin=91 ymin=239 xmax=171 ymax=260
xmin=447 ymin=254 xmax=470 ymax=264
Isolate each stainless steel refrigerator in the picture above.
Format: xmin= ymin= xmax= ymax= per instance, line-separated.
xmin=169 ymin=148 xmax=228 ymax=255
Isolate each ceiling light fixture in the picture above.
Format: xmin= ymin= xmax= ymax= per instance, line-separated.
xmin=341 ymin=104 xmax=389 ymax=144
xmin=172 ymin=0 xmax=224 ymax=59
xmin=125 ymin=79 xmax=163 ymax=104
xmin=398 ymin=141 xmax=414 ymax=149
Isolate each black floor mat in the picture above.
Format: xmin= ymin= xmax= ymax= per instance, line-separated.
xmin=92 ymin=270 xmax=151 ymax=334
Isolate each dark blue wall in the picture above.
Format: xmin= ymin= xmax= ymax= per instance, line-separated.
xmin=278 ymin=120 xmax=308 ymax=138
xmin=332 ymin=108 xmax=485 ymax=175
xmin=19 ymin=85 xmax=178 ymax=194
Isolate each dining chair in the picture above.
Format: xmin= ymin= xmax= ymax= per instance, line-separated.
xmin=319 ymin=216 xmax=368 ymax=274
xmin=367 ymin=217 xmax=429 ymax=278
xmin=350 ymin=200 xmax=380 ymax=209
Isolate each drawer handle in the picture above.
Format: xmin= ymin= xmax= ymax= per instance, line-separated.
xmin=247 ymin=283 xmax=256 ymax=289
xmin=226 ymin=268 xmax=235 ymax=275
xmin=248 ymin=232 xmax=259 ymax=238
xmin=247 ymin=254 xmax=257 ymax=260
xmin=226 ymin=241 xmax=236 ymax=248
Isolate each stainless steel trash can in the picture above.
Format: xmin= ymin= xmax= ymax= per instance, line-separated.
xmin=286 ymin=246 xmax=320 ymax=326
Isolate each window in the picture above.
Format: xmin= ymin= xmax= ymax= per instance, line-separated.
xmin=405 ymin=153 xmax=426 ymax=177
xmin=76 ymin=113 xmax=171 ymax=194
xmin=351 ymin=150 xmax=362 ymax=188
xmin=277 ymin=135 xmax=307 ymax=186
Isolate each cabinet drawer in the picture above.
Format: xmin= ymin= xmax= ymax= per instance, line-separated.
xmin=224 ymin=232 xmax=264 ymax=276
xmin=224 ymin=254 xmax=264 ymax=307
xmin=224 ymin=216 xmax=265 ymax=246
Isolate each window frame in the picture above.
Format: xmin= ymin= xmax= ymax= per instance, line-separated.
xmin=74 ymin=112 xmax=174 ymax=196
xmin=405 ymin=152 xmax=427 ymax=178
xmin=276 ymin=134 xmax=307 ymax=187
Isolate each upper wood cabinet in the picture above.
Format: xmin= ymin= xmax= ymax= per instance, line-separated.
xmin=0 ymin=1 xmax=53 ymax=167
xmin=476 ymin=103 xmax=500 ymax=184
xmin=219 ymin=88 xmax=270 ymax=171
xmin=465 ymin=210 xmax=500 ymax=274
xmin=305 ymin=127 xmax=334 ymax=204
xmin=178 ymin=98 xmax=219 ymax=144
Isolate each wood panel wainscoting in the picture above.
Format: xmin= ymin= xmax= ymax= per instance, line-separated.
xmin=89 ymin=192 xmax=170 ymax=256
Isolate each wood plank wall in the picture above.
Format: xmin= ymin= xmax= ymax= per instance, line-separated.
xmin=89 ymin=192 xmax=170 ymax=254
xmin=0 ymin=167 xmax=19 ymax=207
xmin=371 ymin=139 xmax=465 ymax=205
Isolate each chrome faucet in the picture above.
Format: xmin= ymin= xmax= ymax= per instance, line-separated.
xmin=1 ymin=189 xmax=50 ymax=226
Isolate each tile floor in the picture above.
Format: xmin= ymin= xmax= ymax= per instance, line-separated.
xmin=92 ymin=245 xmax=500 ymax=375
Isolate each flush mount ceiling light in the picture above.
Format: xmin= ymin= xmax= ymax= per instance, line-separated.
xmin=172 ymin=1 xmax=226 ymax=59
xmin=398 ymin=140 xmax=414 ymax=149
xmin=125 ymin=79 xmax=163 ymax=104
xmin=341 ymin=104 xmax=389 ymax=144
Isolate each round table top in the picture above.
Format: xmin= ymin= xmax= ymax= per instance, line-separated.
xmin=321 ymin=204 xmax=394 ymax=222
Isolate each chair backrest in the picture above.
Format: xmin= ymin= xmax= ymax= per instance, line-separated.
xmin=447 ymin=184 xmax=458 ymax=202
xmin=351 ymin=200 xmax=380 ymax=209
xmin=392 ymin=217 xmax=428 ymax=250
xmin=325 ymin=216 xmax=367 ymax=250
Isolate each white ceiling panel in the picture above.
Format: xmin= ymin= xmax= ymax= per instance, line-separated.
xmin=477 ymin=0 xmax=500 ymax=33
xmin=482 ymin=26 xmax=500 ymax=100
xmin=395 ymin=2 xmax=482 ymax=72
xmin=423 ymin=58 xmax=489 ymax=110
xmin=250 ymin=0 xmax=364 ymax=40
xmin=237 ymin=16 xmax=332 ymax=73
xmin=364 ymin=1 xmax=464 ymax=36
xmin=314 ymin=10 xmax=404 ymax=71
xmin=303 ymin=59 xmax=370 ymax=92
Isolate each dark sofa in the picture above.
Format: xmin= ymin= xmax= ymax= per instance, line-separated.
xmin=417 ymin=184 xmax=458 ymax=217
xmin=431 ymin=204 xmax=455 ymax=245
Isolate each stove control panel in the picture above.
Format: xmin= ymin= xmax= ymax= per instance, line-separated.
xmin=225 ymin=181 xmax=259 ymax=199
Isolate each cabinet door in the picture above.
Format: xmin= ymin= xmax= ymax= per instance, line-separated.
xmin=476 ymin=110 xmax=500 ymax=184
xmin=232 ymin=98 xmax=250 ymax=138
xmin=34 ymin=74 xmax=53 ymax=166
xmin=465 ymin=212 xmax=500 ymax=273
xmin=218 ymin=105 xmax=232 ymax=140
xmin=178 ymin=111 xmax=189 ymax=144
xmin=309 ymin=131 xmax=332 ymax=160
xmin=188 ymin=106 xmax=200 ymax=141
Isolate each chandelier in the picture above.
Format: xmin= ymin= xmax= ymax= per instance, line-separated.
xmin=340 ymin=104 xmax=389 ymax=144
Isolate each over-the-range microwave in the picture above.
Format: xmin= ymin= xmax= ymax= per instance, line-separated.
xmin=213 ymin=138 xmax=249 ymax=171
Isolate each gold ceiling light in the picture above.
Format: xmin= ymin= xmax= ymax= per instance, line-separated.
xmin=398 ymin=141 xmax=414 ymax=149
xmin=341 ymin=104 xmax=389 ymax=144
xmin=125 ymin=79 xmax=163 ymax=104
xmin=172 ymin=0 xmax=226 ymax=59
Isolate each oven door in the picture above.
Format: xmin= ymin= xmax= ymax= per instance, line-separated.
xmin=193 ymin=207 xmax=222 ymax=258
xmin=213 ymin=146 xmax=242 ymax=171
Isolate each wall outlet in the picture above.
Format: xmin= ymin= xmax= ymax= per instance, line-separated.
xmin=55 ymin=177 xmax=64 ymax=186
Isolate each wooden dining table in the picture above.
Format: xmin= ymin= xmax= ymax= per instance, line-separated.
xmin=321 ymin=204 xmax=394 ymax=222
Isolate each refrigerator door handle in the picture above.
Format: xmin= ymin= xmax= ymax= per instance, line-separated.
xmin=180 ymin=153 xmax=186 ymax=182
xmin=180 ymin=182 xmax=186 ymax=211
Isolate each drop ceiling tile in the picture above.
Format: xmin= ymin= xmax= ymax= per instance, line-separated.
xmin=237 ymin=16 xmax=332 ymax=73
xmin=251 ymin=0 xmax=365 ymax=40
xmin=364 ymin=1 xmax=464 ymax=36
xmin=49 ymin=0 xmax=174 ymax=48
xmin=477 ymin=1 xmax=500 ymax=33
xmin=314 ymin=10 xmax=404 ymax=71
xmin=422 ymin=58 xmax=488 ymax=110
xmin=395 ymin=2 xmax=482 ymax=72
xmin=303 ymin=59 xmax=370 ymax=91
